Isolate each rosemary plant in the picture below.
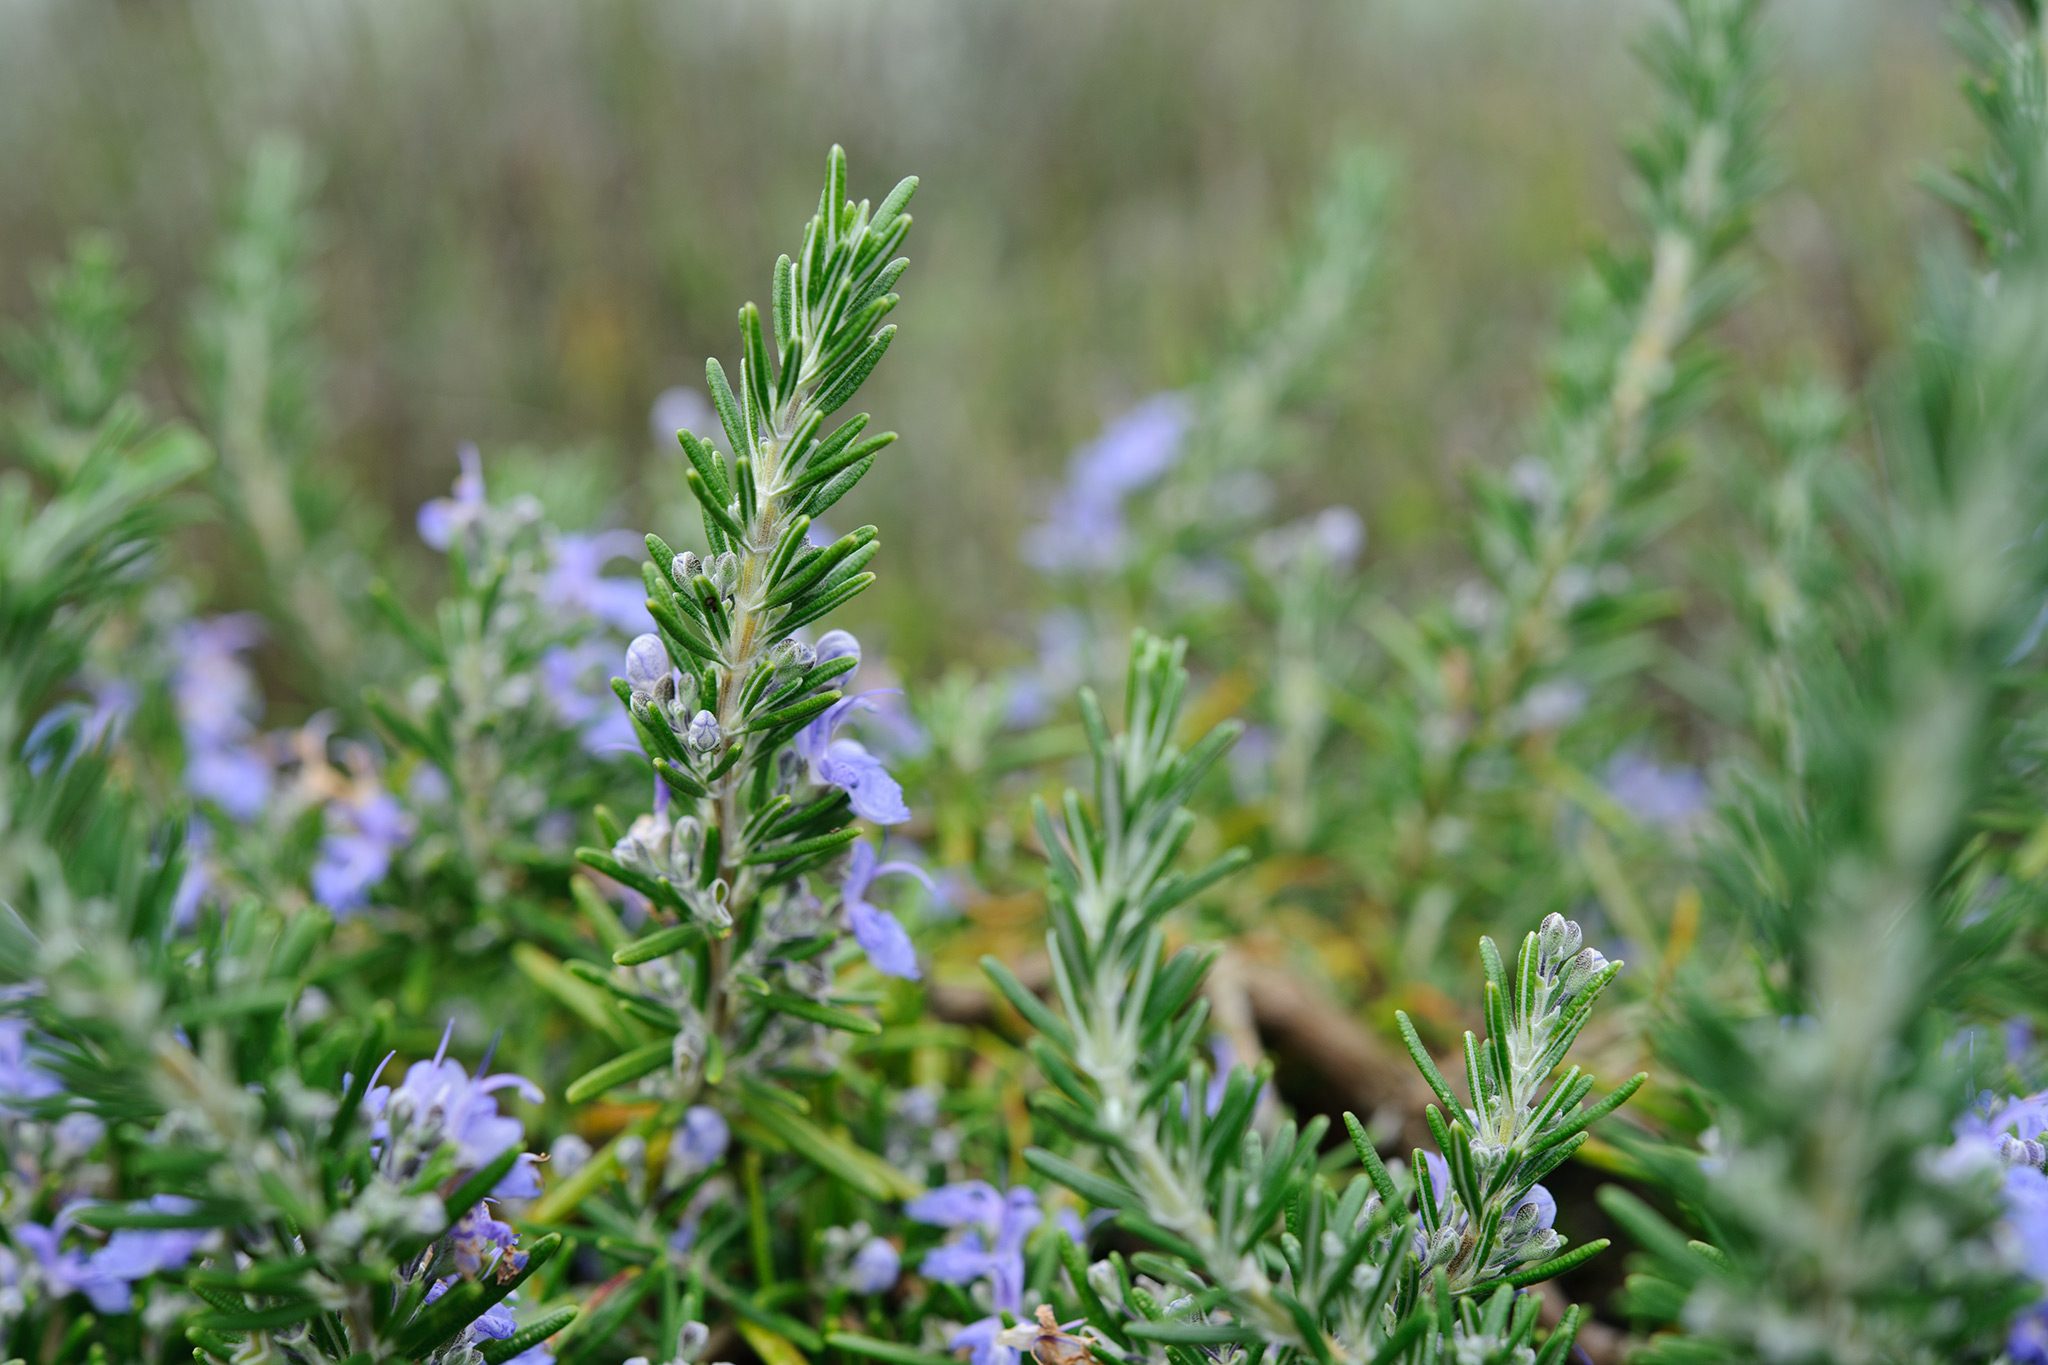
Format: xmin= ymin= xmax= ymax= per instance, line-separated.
xmin=982 ymin=634 xmax=1635 ymax=1365
xmin=1604 ymin=7 xmax=2048 ymax=1361
xmin=17 ymin=4 xmax=2048 ymax=1363
xmin=1358 ymin=0 xmax=1770 ymax=968
xmin=187 ymin=138 xmax=359 ymax=691
xmin=526 ymin=147 xmax=932 ymax=1312
xmin=1 ymin=240 xmax=572 ymax=1364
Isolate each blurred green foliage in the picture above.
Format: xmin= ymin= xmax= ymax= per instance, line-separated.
xmin=0 ymin=0 xmax=1966 ymax=665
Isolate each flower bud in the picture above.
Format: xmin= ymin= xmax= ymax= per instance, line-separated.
xmin=1538 ymin=913 xmax=1583 ymax=977
xmin=550 ymin=1133 xmax=593 ymax=1180
xmin=770 ymin=637 xmax=816 ymax=673
xmin=815 ymin=629 xmax=862 ymax=668
xmin=673 ymin=1028 xmax=704 ymax=1085
xmin=1086 ymin=1260 xmax=1125 ymax=1309
xmin=685 ymin=710 xmax=721 ymax=754
xmin=672 ymin=551 xmax=702 ymax=587
xmin=1556 ymin=945 xmax=1608 ymax=998
xmin=845 ymin=1236 xmax=900 ymax=1294
xmin=625 ymin=634 xmax=670 ymax=695
xmin=2002 ymin=1134 xmax=2048 ymax=1170
xmin=672 ymin=1105 xmax=730 ymax=1173
xmin=615 ymin=812 xmax=672 ymax=876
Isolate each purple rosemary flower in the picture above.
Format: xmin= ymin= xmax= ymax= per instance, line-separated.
xmin=8 ymin=1197 xmax=207 ymax=1314
xmin=365 ymin=1025 xmax=543 ymax=1199
xmin=840 ymin=843 xmax=930 ymax=980
xmin=816 ymin=634 xmax=926 ymax=758
xmin=448 ymin=1201 xmax=526 ymax=1279
xmin=9 ymin=1221 xmax=132 ymax=1313
xmin=1604 ymin=750 xmax=1709 ymax=831
xmin=185 ymin=744 xmax=276 ymax=824
xmin=1950 ymin=1089 xmax=2048 ymax=1346
xmin=793 ymin=697 xmax=908 ymax=822
xmin=667 ymin=1219 xmax=701 ymax=1261
xmin=671 ymin=1106 xmax=730 ymax=1173
xmin=422 ymin=1281 xmax=555 ymax=1362
xmin=52 ymin=1113 xmax=106 ymax=1161
xmin=418 ymin=444 xmax=488 ymax=551
xmin=78 ymin=674 xmax=137 ymax=747
xmin=1509 ymin=1184 xmax=1557 ymax=1235
xmin=1418 ymin=1150 xmax=1455 ymax=1223
xmin=172 ymin=615 xmax=265 ymax=744
xmin=546 ymin=530 xmax=652 ymax=635
xmin=1199 ymin=1038 xmax=1269 ymax=1117
xmin=1063 ymin=392 xmax=1191 ymax=505
xmin=541 ymin=639 xmax=639 ymax=755
xmin=1226 ymin=725 xmax=1275 ymax=801
xmin=947 ymin=1318 xmax=1010 ymax=1365
xmin=169 ymin=823 xmax=213 ymax=929
xmin=910 ymin=1182 xmax=1044 ymax=1365
xmin=0 ymin=1018 xmax=60 ymax=1114
xmin=2008 ymin=1163 xmax=2048 ymax=1300
xmin=172 ymin=615 xmax=274 ymax=821
xmin=1024 ymin=392 xmax=1192 ymax=572
xmin=910 ymin=1181 xmax=1042 ymax=1364
xmin=1512 ymin=679 xmax=1587 ymax=735
xmin=1306 ymin=505 xmax=1366 ymax=566
xmin=1412 ymin=1150 xmax=1554 ymax=1267
xmin=312 ymin=786 xmax=412 ymax=914
xmin=794 ymin=632 xmax=910 ymax=824
xmin=908 ymin=1181 xmax=1007 ymax=1231
xmin=1254 ymin=506 xmax=1367 ymax=576
xmin=1002 ymin=610 xmax=1091 ymax=729
xmin=846 ymin=1235 xmax=901 ymax=1294
xmin=22 ymin=674 xmax=136 ymax=774
xmin=89 ymin=1196 xmax=209 ymax=1284
xmin=650 ymin=386 xmax=715 ymax=447
xmin=625 ymin=634 xmax=673 ymax=695
xmin=2014 ymin=1304 xmax=2048 ymax=1365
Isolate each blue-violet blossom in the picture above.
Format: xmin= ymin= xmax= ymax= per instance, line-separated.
xmin=365 ymin=1025 xmax=543 ymax=1200
xmin=1024 ymin=393 xmax=1191 ymax=572
xmin=841 ymin=842 xmax=930 ymax=981
xmin=794 ymin=631 xmax=910 ymax=825
xmin=172 ymin=614 xmax=273 ymax=821
xmin=908 ymin=1182 xmax=1045 ymax=1365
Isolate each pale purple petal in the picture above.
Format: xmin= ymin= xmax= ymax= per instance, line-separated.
xmin=819 ymin=740 xmax=909 ymax=824
xmin=920 ymin=1234 xmax=997 ymax=1285
xmin=906 ymin=1181 xmax=1003 ymax=1230
xmin=848 ymin=900 xmax=920 ymax=980
xmin=675 ymin=1106 xmax=730 ymax=1169
xmin=848 ymin=1236 xmax=900 ymax=1294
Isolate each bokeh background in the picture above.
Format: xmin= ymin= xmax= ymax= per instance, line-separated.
xmin=0 ymin=0 xmax=1965 ymax=672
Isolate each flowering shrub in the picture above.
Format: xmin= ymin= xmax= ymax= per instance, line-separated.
xmin=11 ymin=2 xmax=2048 ymax=1363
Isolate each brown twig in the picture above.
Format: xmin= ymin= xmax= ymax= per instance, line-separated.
xmin=927 ymin=946 xmax=1435 ymax=1149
